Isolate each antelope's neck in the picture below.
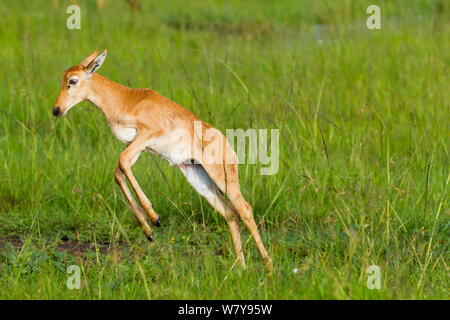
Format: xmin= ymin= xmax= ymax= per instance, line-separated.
xmin=86 ymin=73 xmax=131 ymax=121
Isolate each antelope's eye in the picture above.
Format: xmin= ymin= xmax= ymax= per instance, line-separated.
xmin=68 ymin=79 xmax=78 ymax=86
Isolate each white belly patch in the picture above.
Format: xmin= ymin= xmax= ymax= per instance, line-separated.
xmin=145 ymin=134 xmax=192 ymax=166
xmin=111 ymin=126 xmax=137 ymax=144
xmin=178 ymin=163 xmax=216 ymax=200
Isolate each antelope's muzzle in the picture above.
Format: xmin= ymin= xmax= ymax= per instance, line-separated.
xmin=53 ymin=106 xmax=61 ymax=117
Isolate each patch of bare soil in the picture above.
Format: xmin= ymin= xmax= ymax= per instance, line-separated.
xmin=0 ymin=236 xmax=127 ymax=255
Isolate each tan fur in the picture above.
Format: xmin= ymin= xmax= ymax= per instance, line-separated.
xmin=53 ymin=51 xmax=273 ymax=272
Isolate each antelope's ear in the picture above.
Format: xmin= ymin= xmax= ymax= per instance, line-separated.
xmin=80 ymin=50 xmax=98 ymax=67
xmin=86 ymin=50 xmax=107 ymax=78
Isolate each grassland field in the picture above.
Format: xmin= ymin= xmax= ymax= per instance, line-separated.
xmin=0 ymin=0 xmax=448 ymax=299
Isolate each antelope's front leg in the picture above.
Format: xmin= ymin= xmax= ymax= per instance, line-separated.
xmin=118 ymin=135 xmax=161 ymax=227
xmin=114 ymin=166 xmax=154 ymax=241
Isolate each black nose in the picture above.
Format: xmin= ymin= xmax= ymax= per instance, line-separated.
xmin=53 ymin=106 xmax=60 ymax=117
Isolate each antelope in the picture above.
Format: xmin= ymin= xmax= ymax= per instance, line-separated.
xmin=52 ymin=50 xmax=274 ymax=272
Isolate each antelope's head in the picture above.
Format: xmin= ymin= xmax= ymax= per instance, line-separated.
xmin=52 ymin=50 xmax=107 ymax=117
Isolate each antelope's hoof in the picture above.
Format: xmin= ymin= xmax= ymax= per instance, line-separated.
xmin=154 ymin=217 xmax=161 ymax=228
xmin=265 ymin=259 xmax=274 ymax=274
xmin=146 ymin=232 xmax=154 ymax=242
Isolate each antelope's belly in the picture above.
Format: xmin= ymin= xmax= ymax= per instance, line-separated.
xmin=145 ymin=134 xmax=192 ymax=166
xmin=111 ymin=125 xmax=137 ymax=144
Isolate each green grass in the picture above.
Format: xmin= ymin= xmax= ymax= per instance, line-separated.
xmin=0 ymin=0 xmax=448 ymax=299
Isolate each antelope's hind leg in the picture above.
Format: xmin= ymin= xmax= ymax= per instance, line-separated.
xmin=178 ymin=162 xmax=246 ymax=269
xmin=203 ymin=162 xmax=274 ymax=272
